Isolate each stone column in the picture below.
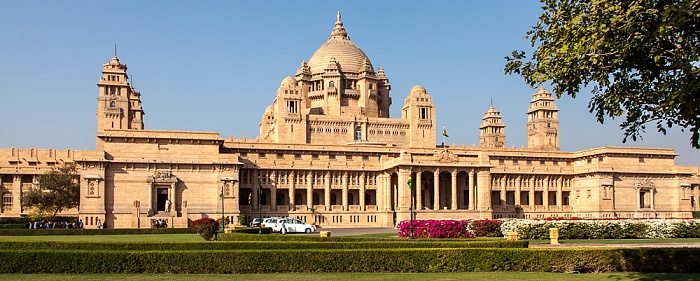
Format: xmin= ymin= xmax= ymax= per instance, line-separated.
xmin=232 ymin=179 xmax=240 ymax=212
xmin=169 ymin=182 xmax=175 ymax=212
xmin=635 ymin=188 xmax=641 ymax=210
xmin=325 ymin=171 xmax=331 ymax=211
xmin=359 ymin=172 xmax=366 ymax=211
xmin=433 ymin=169 xmax=440 ymax=210
xmin=416 ymin=171 xmax=423 ymax=211
xmin=543 ymin=177 xmax=550 ymax=207
xmin=12 ymin=175 xmax=22 ymax=215
xmin=477 ymin=170 xmax=491 ymax=211
xmin=253 ymin=170 xmax=259 ymax=210
xmin=651 ymin=188 xmax=656 ymax=210
xmin=557 ymin=176 xmax=563 ymax=210
xmin=148 ymin=183 xmax=154 ymax=215
xmin=398 ymin=169 xmax=407 ymax=211
xmin=515 ymin=175 xmax=521 ymax=207
xmin=289 ymin=170 xmax=296 ymax=209
xmin=469 ymin=171 xmax=475 ymax=210
xmin=451 ymin=170 xmax=458 ymax=210
xmin=529 ymin=177 xmax=535 ymax=208
xmin=500 ymin=176 xmax=506 ymax=205
xmin=306 ymin=172 xmax=313 ymax=210
xmin=342 ymin=171 xmax=348 ymax=211
xmin=270 ymin=170 xmax=277 ymax=211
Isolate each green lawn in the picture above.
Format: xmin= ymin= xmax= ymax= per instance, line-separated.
xmin=0 ymin=234 xmax=203 ymax=242
xmin=0 ymin=272 xmax=697 ymax=281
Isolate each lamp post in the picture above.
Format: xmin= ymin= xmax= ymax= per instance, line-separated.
xmin=258 ymin=175 xmax=262 ymax=235
xmin=221 ymin=183 xmax=225 ymax=232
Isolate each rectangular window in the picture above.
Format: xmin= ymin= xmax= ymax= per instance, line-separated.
xmin=258 ymin=153 xmax=266 ymax=158
xmin=329 ymin=154 xmax=336 ymax=160
xmin=362 ymin=155 xmax=370 ymax=161
xmin=294 ymin=154 xmax=302 ymax=159
xmin=240 ymin=152 xmax=248 ymax=157
xmin=346 ymin=155 xmax=353 ymax=161
xmin=312 ymin=154 xmax=319 ymax=159
xmin=277 ymin=153 xmax=284 ymax=159
xmin=419 ymin=107 xmax=429 ymax=119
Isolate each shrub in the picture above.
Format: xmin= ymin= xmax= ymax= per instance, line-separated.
xmin=499 ymin=219 xmax=700 ymax=239
xmin=397 ymin=220 xmax=475 ymax=238
xmin=189 ymin=218 xmax=219 ymax=241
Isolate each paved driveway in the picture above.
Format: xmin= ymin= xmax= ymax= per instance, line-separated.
xmin=307 ymin=227 xmax=397 ymax=237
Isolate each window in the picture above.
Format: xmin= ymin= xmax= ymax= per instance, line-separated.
xmin=329 ymin=154 xmax=336 ymax=160
xmin=362 ymin=155 xmax=370 ymax=161
xmin=329 ymin=81 xmax=335 ymax=88
xmin=419 ymin=107 xmax=429 ymax=119
xmin=346 ymin=155 xmax=353 ymax=161
xmin=312 ymin=154 xmax=319 ymax=159
xmin=277 ymin=153 xmax=284 ymax=159
xmin=639 ymin=157 xmax=645 ymax=163
xmin=109 ymin=101 xmax=116 ymax=108
xmin=354 ymin=126 xmax=362 ymax=141
xmin=240 ymin=152 xmax=247 ymax=157
xmin=294 ymin=154 xmax=301 ymax=159
xmin=258 ymin=153 xmax=266 ymax=158
xmin=286 ymin=100 xmax=298 ymax=113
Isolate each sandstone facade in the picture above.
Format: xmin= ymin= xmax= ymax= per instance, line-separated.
xmin=1 ymin=12 xmax=699 ymax=228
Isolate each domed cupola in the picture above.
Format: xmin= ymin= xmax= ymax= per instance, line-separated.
xmin=307 ymin=11 xmax=372 ymax=75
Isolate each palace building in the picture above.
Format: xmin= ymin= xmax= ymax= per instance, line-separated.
xmin=1 ymin=12 xmax=700 ymax=228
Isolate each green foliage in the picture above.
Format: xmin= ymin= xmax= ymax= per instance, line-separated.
xmin=505 ymin=0 xmax=700 ymax=147
xmin=0 ymin=240 xmax=527 ymax=251
xmin=189 ymin=218 xmax=219 ymax=241
xmin=0 ymin=248 xmax=699 ymax=273
xmin=20 ymin=163 xmax=80 ymax=216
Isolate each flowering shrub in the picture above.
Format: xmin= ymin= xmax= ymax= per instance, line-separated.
xmin=189 ymin=218 xmax=219 ymax=241
xmin=500 ymin=219 xmax=700 ymax=239
xmin=397 ymin=220 xmax=475 ymax=238
xmin=469 ymin=219 xmax=503 ymax=237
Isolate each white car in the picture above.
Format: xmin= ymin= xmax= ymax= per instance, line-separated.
xmin=261 ymin=217 xmax=282 ymax=228
xmin=274 ymin=217 xmax=315 ymax=234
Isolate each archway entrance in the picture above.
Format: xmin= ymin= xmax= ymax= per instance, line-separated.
xmin=156 ymin=188 xmax=168 ymax=211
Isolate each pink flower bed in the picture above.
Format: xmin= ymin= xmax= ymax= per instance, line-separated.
xmin=397 ymin=219 xmax=476 ymax=238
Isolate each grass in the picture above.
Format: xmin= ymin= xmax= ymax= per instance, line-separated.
xmin=0 ymin=233 xmax=203 ymax=242
xmin=0 ymin=272 xmax=697 ymax=281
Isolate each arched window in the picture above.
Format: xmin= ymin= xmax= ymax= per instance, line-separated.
xmin=329 ymin=81 xmax=335 ymax=88
xmin=109 ymin=101 xmax=116 ymax=108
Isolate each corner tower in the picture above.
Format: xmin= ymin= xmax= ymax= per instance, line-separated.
xmin=480 ymin=105 xmax=506 ymax=148
xmin=96 ymin=56 xmax=144 ymax=133
xmin=526 ymin=87 xmax=559 ymax=151
xmin=402 ymin=85 xmax=436 ymax=148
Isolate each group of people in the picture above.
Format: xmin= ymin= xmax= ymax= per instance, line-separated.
xmin=26 ymin=219 xmax=83 ymax=229
xmin=152 ymin=219 xmax=168 ymax=228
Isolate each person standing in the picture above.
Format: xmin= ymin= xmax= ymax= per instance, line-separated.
xmin=96 ymin=219 xmax=102 ymax=229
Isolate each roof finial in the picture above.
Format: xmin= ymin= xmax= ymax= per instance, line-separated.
xmin=114 ymin=43 xmax=117 ymax=57
xmin=331 ymin=10 xmax=348 ymax=38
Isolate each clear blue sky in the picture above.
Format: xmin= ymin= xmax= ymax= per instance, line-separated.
xmin=1 ymin=1 xmax=698 ymax=165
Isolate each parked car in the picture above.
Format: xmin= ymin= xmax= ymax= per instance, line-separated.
xmin=261 ymin=217 xmax=282 ymax=228
xmin=273 ymin=217 xmax=315 ymax=234
xmin=250 ymin=218 xmax=262 ymax=228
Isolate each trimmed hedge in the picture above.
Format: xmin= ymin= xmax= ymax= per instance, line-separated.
xmin=0 ymin=240 xmax=528 ymax=251
xmin=0 ymin=248 xmax=698 ymax=273
xmin=0 ymin=228 xmax=195 ymax=236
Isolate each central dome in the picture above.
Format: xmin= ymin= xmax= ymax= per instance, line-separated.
xmin=307 ymin=11 xmax=372 ymax=75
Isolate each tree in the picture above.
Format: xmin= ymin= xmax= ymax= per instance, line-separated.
xmin=505 ymin=0 xmax=700 ymax=147
xmin=21 ymin=163 xmax=80 ymax=216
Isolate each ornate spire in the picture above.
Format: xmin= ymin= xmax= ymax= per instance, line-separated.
xmin=330 ymin=10 xmax=348 ymax=39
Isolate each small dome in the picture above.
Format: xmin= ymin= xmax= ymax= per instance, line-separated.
xmin=307 ymin=11 xmax=372 ymax=75
xmin=280 ymin=77 xmax=297 ymax=87
xmin=410 ymin=85 xmax=426 ymax=94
